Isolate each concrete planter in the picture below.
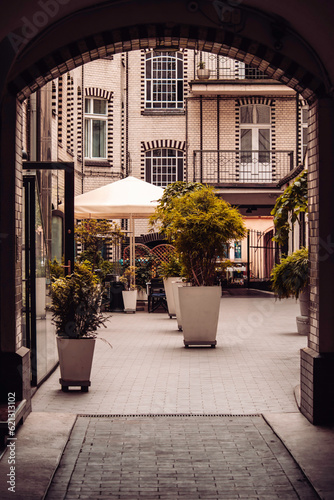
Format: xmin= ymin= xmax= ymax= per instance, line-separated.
xmin=299 ymin=287 xmax=309 ymax=316
xmin=179 ymin=286 xmax=221 ymax=347
xmin=122 ymin=290 xmax=137 ymax=313
xmin=297 ymin=286 xmax=309 ymax=335
xmin=171 ymin=279 xmax=185 ymax=331
xmin=57 ymin=337 xmax=96 ymax=392
xmin=163 ymin=277 xmax=180 ymax=318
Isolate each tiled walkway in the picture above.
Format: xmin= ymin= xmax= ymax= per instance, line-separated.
xmin=46 ymin=415 xmax=317 ymax=500
xmin=27 ymin=292 xmax=322 ymax=499
xmin=33 ymin=294 xmax=305 ymax=415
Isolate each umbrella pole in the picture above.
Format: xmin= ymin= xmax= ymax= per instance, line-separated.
xmin=129 ymin=215 xmax=135 ymax=288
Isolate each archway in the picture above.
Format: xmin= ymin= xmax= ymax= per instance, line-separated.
xmin=1 ymin=0 xmax=334 ymax=425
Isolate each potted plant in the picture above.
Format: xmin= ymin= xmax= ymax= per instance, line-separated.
xmin=50 ymin=261 xmax=108 ymax=391
xmin=270 ymin=247 xmax=309 ymax=334
xmin=197 ymin=61 xmax=210 ymax=80
xmin=119 ymin=266 xmax=138 ymax=313
xmin=158 ymin=253 xmax=183 ymax=318
xmin=152 ymin=184 xmax=246 ymax=346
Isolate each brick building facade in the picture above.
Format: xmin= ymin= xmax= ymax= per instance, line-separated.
xmin=22 ymin=49 xmax=307 ymax=264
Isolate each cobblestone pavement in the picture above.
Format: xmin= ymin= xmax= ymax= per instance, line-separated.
xmin=33 ymin=294 xmax=306 ymax=415
xmin=46 ymin=415 xmax=318 ymax=500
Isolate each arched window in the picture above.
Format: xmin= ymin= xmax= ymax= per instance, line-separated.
xmin=145 ymin=51 xmax=183 ymax=109
xmin=145 ymin=148 xmax=184 ymax=187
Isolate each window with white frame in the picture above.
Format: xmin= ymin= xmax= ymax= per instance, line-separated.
xmin=239 ymin=104 xmax=271 ymax=181
xmin=301 ymin=106 xmax=308 ymax=161
xmin=145 ymin=148 xmax=184 ymax=187
xmin=145 ymin=51 xmax=184 ymax=109
xmin=84 ymin=98 xmax=107 ymax=158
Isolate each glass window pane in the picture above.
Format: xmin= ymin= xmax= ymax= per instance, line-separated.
xmin=259 ymin=129 xmax=270 ymax=162
xmin=84 ymin=119 xmax=90 ymax=157
xmin=92 ymin=120 xmax=106 ymax=157
xmin=146 ymin=58 xmax=151 ymax=78
xmin=234 ymin=241 xmax=241 ymax=259
xmin=240 ymin=105 xmax=253 ymax=123
xmin=256 ymin=105 xmax=270 ymax=124
xmin=85 ymin=98 xmax=91 ymax=113
xmin=93 ymin=99 xmax=107 ymax=115
xmin=302 ymin=108 xmax=308 ymax=124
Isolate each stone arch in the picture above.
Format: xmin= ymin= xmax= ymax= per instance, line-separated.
xmin=5 ymin=2 xmax=331 ymax=104
xmin=1 ymin=0 xmax=334 ymax=425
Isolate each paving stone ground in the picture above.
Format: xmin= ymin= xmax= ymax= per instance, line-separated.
xmin=33 ymin=294 xmax=306 ymax=416
xmin=33 ymin=292 xmax=321 ymax=499
xmin=46 ymin=415 xmax=318 ymax=500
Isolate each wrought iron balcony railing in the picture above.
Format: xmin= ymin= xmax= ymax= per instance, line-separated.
xmin=192 ymin=150 xmax=294 ymax=184
xmin=194 ymin=53 xmax=269 ymax=81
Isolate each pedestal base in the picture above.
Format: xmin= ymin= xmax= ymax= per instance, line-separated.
xmin=301 ymin=348 xmax=334 ymax=424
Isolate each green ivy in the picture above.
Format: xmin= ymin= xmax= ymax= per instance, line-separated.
xmin=271 ymin=170 xmax=308 ymax=245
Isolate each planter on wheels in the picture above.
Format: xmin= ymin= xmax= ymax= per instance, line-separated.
xmin=179 ymin=286 xmax=221 ymax=347
xmin=57 ymin=337 xmax=96 ymax=392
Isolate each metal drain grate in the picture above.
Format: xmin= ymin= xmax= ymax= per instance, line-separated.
xmin=77 ymin=413 xmax=262 ymax=418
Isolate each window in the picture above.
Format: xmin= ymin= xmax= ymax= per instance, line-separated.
xmin=85 ymin=98 xmax=107 ymax=158
xmin=145 ymin=51 xmax=183 ymax=109
xmin=145 ymin=148 xmax=184 ymax=187
xmin=239 ymin=104 xmax=271 ymax=181
xmin=301 ymin=106 xmax=308 ymax=160
xmin=234 ymin=241 xmax=242 ymax=260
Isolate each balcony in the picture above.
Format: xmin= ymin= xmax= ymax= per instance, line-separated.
xmin=190 ymin=54 xmax=296 ymax=97
xmin=194 ymin=53 xmax=269 ymax=81
xmin=191 ymin=150 xmax=294 ymax=186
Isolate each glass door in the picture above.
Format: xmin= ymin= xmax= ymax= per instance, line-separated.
xmin=23 ymin=175 xmax=57 ymax=386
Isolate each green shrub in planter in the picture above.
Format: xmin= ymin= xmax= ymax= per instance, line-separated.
xmin=154 ymin=186 xmax=246 ymax=286
xmin=270 ymin=247 xmax=308 ymax=299
xmin=50 ymin=261 xmax=107 ymax=338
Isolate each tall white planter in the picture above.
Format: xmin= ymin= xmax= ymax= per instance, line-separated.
xmin=172 ymin=280 xmax=185 ymax=330
xmin=57 ymin=337 xmax=96 ymax=392
xmin=122 ymin=290 xmax=137 ymax=313
xmin=179 ymin=286 xmax=221 ymax=347
xmin=297 ymin=286 xmax=309 ymax=335
xmin=163 ymin=277 xmax=179 ymax=318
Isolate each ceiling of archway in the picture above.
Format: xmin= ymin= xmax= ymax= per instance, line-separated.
xmin=2 ymin=1 xmax=331 ymax=103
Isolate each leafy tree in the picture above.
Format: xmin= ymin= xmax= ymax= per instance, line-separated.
xmin=150 ymin=181 xmax=205 ymax=233
xmin=156 ymin=186 xmax=246 ymax=286
xmin=271 ymin=170 xmax=308 ymax=245
xmin=75 ymin=219 xmax=123 ymax=270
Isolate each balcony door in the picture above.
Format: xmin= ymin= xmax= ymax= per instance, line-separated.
xmin=239 ymin=104 xmax=271 ymax=182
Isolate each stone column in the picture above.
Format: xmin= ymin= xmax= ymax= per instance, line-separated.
xmin=300 ymin=97 xmax=334 ymax=424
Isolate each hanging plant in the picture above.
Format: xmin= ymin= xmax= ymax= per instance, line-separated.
xmin=271 ymin=170 xmax=308 ymax=245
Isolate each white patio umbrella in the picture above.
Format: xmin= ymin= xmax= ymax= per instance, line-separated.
xmin=74 ymin=176 xmax=164 ymax=274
